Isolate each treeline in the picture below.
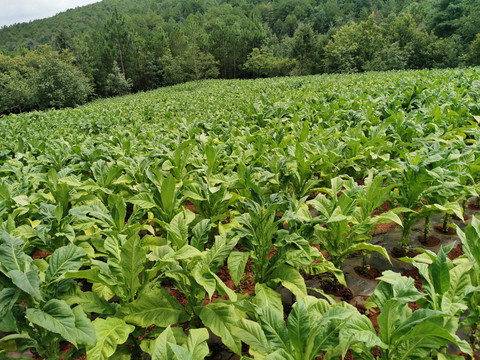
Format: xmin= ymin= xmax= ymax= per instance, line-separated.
xmin=1 ymin=0 xmax=480 ymax=115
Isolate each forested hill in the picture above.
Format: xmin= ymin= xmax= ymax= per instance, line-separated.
xmin=1 ymin=0 xmax=479 ymax=115
xmin=0 ymin=0 xmax=151 ymax=50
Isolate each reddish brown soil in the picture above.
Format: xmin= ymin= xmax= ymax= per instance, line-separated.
xmin=418 ymin=235 xmax=441 ymax=247
xmin=408 ymin=302 xmax=421 ymax=311
xmin=321 ymin=279 xmax=354 ymax=301
xmin=185 ymin=200 xmax=198 ymax=213
xmin=402 ymin=268 xmax=423 ymax=291
xmin=468 ymin=201 xmax=480 ymax=211
xmin=434 ymin=223 xmax=456 ymax=235
xmin=267 ymin=247 xmax=277 ymax=259
xmin=31 ymin=249 xmax=52 ymax=259
xmin=169 ymin=288 xmax=188 ymax=307
xmin=217 ymin=265 xmax=235 ymax=289
xmin=371 ymin=202 xmax=399 ymax=235
xmin=310 ymin=243 xmax=330 ymax=259
xmin=391 ymin=247 xmax=421 ymax=259
xmin=31 ymin=342 xmax=81 ymax=360
xmin=372 ymin=221 xmax=399 ymax=235
xmin=79 ymin=279 xmax=93 ymax=292
xmin=308 ymin=191 xmax=321 ymax=200
xmin=203 ymin=260 xmax=256 ymax=306
xmin=372 ymin=201 xmax=391 ymax=216
xmin=448 ymin=244 xmax=464 ymax=260
xmin=452 ymin=213 xmax=470 ymax=221
xmin=354 ymin=266 xmax=382 ymax=281
xmin=457 ymin=353 xmax=480 ymax=360
xmin=367 ymin=307 xmax=381 ymax=333
xmin=138 ymin=325 xmax=157 ymax=341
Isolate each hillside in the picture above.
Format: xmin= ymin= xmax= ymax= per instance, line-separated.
xmin=0 ymin=0 xmax=151 ymax=50
xmin=0 ymin=0 xmax=479 ymax=115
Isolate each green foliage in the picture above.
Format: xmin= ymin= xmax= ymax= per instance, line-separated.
xmin=0 ymin=46 xmax=92 ymax=115
xmin=467 ymin=34 xmax=480 ymax=66
xmin=235 ymin=294 xmax=380 ymax=360
xmin=366 ymin=272 xmax=472 ymax=359
xmin=0 ymin=67 xmax=479 ymax=358
xmin=244 ymin=48 xmax=295 ymax=77
xmin=0 ymin=232 xmax=94 ymax=359
xmin=0 ymin=0 xmax=478 ymax=104
xmin=105 ymin=61 xmax=132 ymax=97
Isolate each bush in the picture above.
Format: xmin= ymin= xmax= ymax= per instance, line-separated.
xmin=0 ymin=46 xmax=93 ymax=115
xmin=244 ymin=48 xmax=296 ymax=77
xmin=467 ymin=34 xmax=480 ymax=66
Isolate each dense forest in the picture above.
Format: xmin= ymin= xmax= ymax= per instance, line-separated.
xmin=0 ymin=0 xmax=479 ymax=114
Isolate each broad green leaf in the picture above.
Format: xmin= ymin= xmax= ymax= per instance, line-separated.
xmin=151 ymin=326 xmax=176 ymax=360
xmin=8 ymin=270 xmax=42 ymax=300
xmin=287 ymin=299 xmax=310 ymax=358
xmin=120 ymin=234 xmax=146 ymax=301
xmin=45 ymin=244 xmax=85 ymax=285
xmin=168 ymin=343 xmax=193 ymax=360
xmin=0 ymin=288 xmax=20 ymax=313
xmin=268 ymin=264 xmax=306 ymax=298
xmin=429 ymin=248 xmax=450 ymax=295
xmin=72 ymin=306 xmax=95 ymax=345
xmin=65 ymin=286 xmax=116 ymax=315
xmin=252 ymin=283 xmax=283 ymax=317
xmin=185 ymin=328 xmax=210 ymax=360
xmin=166 ymin=212 xmax=189 ymax=249
xmin=227 ymin=251 xmax=249 ymax=286
xmin=191 ymin=219 xmax=211 ymax=250
xmin=0 ymin=232 xmax=28 ymax=273
xmin=160 ymin=174 xmax=177 ymax=214
xmin=258 ymin=307 xmax=290 ymax=351
xmin=129 ymin=193 xmax=156 ymax=209
xmin=233 ymin=318 xmax=270 ymax=354
xmin=87 ymin=317 xmax=135 ymax=360
xmin=117 ymin=287 xmax=189 ymax=327
xmin=199 ymin=302 xmax=241 ymax=354
xmin=26 ymin=299 xmax=77 ymax=346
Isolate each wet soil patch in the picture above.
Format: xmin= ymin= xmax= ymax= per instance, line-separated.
xmin=448 ymin=244 xmax=464 ymax=260
xmin=452 ymin=213 xmax=470 ymax=221
xmin=321 ymin=279 xmax=353 ymax=302
xmin=467 ymin=202 xmax=480 ymax=211
xmin=402 ymin=268 xmax=423 ymax=291
xmin=353 ymin=266 xmax=382 ymax=282
xmin=434 ymin=224 xmax=456 ymax=235
xmin=418 ymin=235 xmax=441 ymax=247
xmin=31 ymin=249 xmax=52 ymax=259
xmin=391 ymin=247 xmax=421 ymax=260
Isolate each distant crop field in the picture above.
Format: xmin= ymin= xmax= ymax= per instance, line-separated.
xmin=1 ymin=68 xmax=480 ymax=360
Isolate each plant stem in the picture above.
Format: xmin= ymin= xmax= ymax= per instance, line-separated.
xmin=469 ymin=322 xmax=478 ymax=353
xmin=442 ymin=212 xmax=449 ymax=233
xmin=361 ymin=250 xmax=367 ymax=274
xmin=401 ymin=213 xmax=412 ymax=250
xmin=423 ymin=215 xmax=431 ymax=243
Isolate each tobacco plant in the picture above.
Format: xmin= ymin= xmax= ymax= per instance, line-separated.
xmin=0 ymin=232 xmax=94 ymax=360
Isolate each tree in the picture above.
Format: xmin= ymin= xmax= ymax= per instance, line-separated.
xmin=243 ymin=48 xmax=295 ymax=77
xmin=466 ymin=34 xmax=480 ymax=66
xmin=427 ymin=0 xmax=463 ymax=38
xmin=0 ymin=46 xmax=92 ymax=114
xmin=323 ymin=15 xmax=383 ymax=73
xmin=290 ymin=22 xmax=316 ymax=75
xmin=105 ymin=61 xmax=132 ymax=96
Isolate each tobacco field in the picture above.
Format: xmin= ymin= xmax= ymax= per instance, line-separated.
xmin=1 ymin=67 xmax=480 ymax=360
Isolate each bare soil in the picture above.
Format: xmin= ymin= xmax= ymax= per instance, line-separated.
xmin=418 ymin=234 xmax=441 ymax=247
